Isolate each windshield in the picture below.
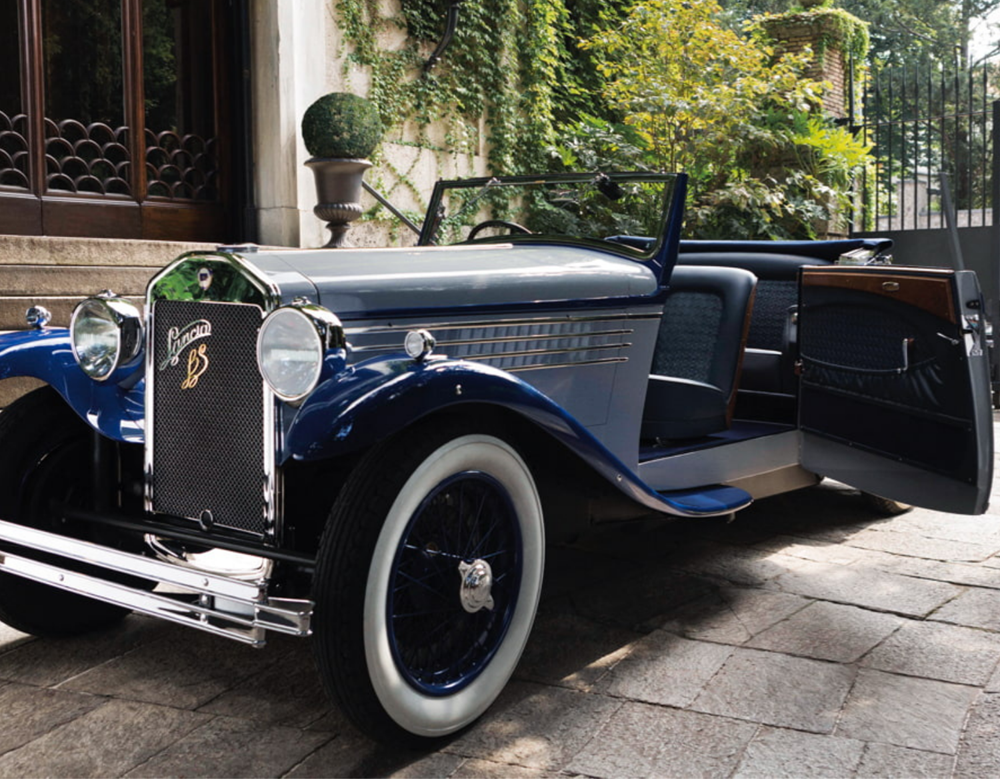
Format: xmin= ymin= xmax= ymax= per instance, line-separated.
xmin=418 ymin=172 xmax=679 ymax=261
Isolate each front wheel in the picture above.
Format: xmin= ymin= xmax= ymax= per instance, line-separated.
xmin=312 ymin=423 xmax=544 ymax=745
xmin=0 ymin=387 xmax=131 ymax=636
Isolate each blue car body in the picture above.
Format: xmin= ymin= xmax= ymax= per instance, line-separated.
xmin=0 ymin=170 xmax=992 ymax=743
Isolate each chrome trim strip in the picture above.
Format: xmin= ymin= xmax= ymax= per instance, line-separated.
xmin=350 ymin=328 xmax=636 ymax=352
xmin=507 ymin=356 xmax=629 ymax=372
xmin=0 ymin=519 xmax=311 ymax=646
xmin=461 ymin=342 xmax=632 ymax=361
xmin=344 ymin=312 xmax=660 ymax=336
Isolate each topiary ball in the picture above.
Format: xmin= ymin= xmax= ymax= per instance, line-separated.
xmin=301 ymin=93 xmax=383 ymax=159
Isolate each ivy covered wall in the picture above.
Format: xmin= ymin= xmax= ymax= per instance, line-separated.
xmin=252 ymin=0 xmax=868 ymax=247
xmin=319 ymin=0 xmax=610 ymax=246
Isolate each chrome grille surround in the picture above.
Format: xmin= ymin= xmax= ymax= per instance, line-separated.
xmin=144 ymin=253 xmax=281 ymax=538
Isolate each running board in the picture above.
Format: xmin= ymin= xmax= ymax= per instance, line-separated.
xmin=0 ymin=519 xmax=312 ymax=646
xmin=657 ymin=484 xmax=753 ymax=516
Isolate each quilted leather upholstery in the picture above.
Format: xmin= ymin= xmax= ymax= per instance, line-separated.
xmin=642 ymin=266 xmax=757 ymax=440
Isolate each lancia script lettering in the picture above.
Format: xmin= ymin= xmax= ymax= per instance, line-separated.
xmin=160 ymin=319 xmax=212 ymax=370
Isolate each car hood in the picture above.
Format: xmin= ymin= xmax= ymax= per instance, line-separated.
xmin=248 ymin=243 xmax=660 ymax=319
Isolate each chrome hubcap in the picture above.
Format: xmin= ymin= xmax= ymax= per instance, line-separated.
xmin=458 ymin=559 xmax=494 ymax=613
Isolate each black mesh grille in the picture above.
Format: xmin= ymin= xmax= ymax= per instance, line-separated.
xmin=151 ymin=300 xmax=269 ymax=535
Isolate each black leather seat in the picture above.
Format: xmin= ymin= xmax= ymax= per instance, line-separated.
xmin=677 ymin=252 xmax=819 ymax=395
xmin=641 ymin=266 xmax=757 ymax=440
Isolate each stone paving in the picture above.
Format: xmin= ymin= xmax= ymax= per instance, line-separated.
xmin=2 ymin=441 xmax=1000 ymax=777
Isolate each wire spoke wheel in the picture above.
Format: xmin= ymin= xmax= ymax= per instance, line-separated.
xmin=312 ymin=423 xmax=544 ymax=745
xmin=388 ymin=471 xmax=521 ymax=695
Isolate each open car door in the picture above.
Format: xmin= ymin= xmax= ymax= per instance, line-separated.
xmin=798 ymin=266 xmax=993 ymax=514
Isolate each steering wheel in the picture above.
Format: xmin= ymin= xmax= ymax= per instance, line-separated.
xmin=466 ymin=219 xmax=533 ymax=240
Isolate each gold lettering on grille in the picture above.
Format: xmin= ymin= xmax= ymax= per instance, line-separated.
xmin=181 ymin=344 xmax=209 ymax=390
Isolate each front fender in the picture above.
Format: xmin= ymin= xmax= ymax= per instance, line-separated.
xmin=283 ymin=356 xmax=748 ymax=517
xmin=283 ymin=356 xmax=536 ymax=462
xmin=0 ymin=329 xmax=145 ymax=442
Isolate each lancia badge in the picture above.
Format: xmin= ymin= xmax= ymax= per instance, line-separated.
xmin=197 ymin=267 xmax=213 ymax=291
xmin=181 ymin=344 xmax=209 ymax=390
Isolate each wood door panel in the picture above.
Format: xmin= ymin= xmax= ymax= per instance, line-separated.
xmin=42 ymin=196 xmax=140 ymax=238
xmin=0 ymin=192 xmax=42 ymax=235
xmin=142 ymin=201 xmax=225 ymax=243
xmin=800 ymin=269 xmax=957 ymax=324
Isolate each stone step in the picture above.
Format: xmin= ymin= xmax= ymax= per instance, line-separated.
xmin=0 ymin=295 xmax=144 ymax=330
xmin=0 ymin=265 xmax=156 ymax=297
xmin=0 ymin=234 xmax=212 ymax=267
xmin=0 ymin=235 xmax=216 ymax=409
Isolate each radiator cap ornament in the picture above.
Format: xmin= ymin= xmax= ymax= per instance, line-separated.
xmin=24 ymin=305 xmax=52 ymax=329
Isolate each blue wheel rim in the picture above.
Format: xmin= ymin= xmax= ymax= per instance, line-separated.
xmin=386 ymin=470 xmax=523 ymax=696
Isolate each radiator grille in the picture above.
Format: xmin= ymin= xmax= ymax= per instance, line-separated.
xmin=150 ymin=300 xmax=269 ymax=535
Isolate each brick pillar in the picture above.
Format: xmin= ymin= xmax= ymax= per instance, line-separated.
xmin=759 ymin=10 xmax=856 ymax=120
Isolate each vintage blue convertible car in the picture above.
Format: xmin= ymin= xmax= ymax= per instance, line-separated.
xmin=0 ymin=172 xmax=992 ymax=744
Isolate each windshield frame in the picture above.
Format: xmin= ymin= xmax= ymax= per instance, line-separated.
xmin=417 ymin=172 xmax=681 ymax=265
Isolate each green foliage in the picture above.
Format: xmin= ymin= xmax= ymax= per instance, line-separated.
xmin=302 ymin=92 xmax=384 ymax=159
xmin=337 ymin=0 xmax=543 ymax=172
xmin=581 ymin=0 xmax=820 ymax=171
xmin=336 ymin=0 xmax=872 ymax=239
xmin=334 ymin=0 xmax=621 ymax=220
xmin=523 ymin=178 xmax=665 ymax=238
xmin=563 ymin=0 xmax=871 ymax=239
xmin=795 ymin=117 xmax=873 ymax=188
xmin=725 ymin=0 xmax=998 ymax=67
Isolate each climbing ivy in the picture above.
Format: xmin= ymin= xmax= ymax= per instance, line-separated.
xmin=332 ymin=0 xmax=616 ymax=215
xmin=333 ymin=0 xmax=869 ymax=240
xmin=752 ymin=5 xmax=870 ymax=83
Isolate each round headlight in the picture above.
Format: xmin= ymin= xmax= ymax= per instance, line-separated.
xmin=257 ymin=304 xmax=343 ymax=402
xmin=70 ymin=293 xmax=143 ymax=381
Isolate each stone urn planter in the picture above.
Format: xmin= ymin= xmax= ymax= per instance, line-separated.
xmin=306 ymin=158 xmax=373 ymax=248
xmin=301 ymin=93 xmax=382 ymax=248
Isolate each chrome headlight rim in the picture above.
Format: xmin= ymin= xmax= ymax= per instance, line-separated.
xmin=257 ymin=302 xmax=345 ymax=403
xmin=69 ymin=292 xmax=144 ymax=382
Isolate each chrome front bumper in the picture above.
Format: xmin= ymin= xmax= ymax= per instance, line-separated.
xmin=0 ymin=519 xmax=313 ymax=646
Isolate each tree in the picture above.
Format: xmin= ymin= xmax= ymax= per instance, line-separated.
xmin=722 ymin=0 xmax=1000 ymax=67
xmin=561 ymin=0 xmax=871 ymax=239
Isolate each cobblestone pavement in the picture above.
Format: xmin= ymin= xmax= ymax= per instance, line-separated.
xmin=2 ymin=434 xmax=1000 ymax=778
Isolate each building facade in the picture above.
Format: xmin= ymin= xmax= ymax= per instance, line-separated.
xmin=0 ymin=0 xmax=485 ymax=405
xmin=0 ymin=0 xmax=482 ymax=251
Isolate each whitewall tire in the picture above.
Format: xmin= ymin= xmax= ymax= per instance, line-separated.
xmin=312 ymin=422 xmax=544 ymax=745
